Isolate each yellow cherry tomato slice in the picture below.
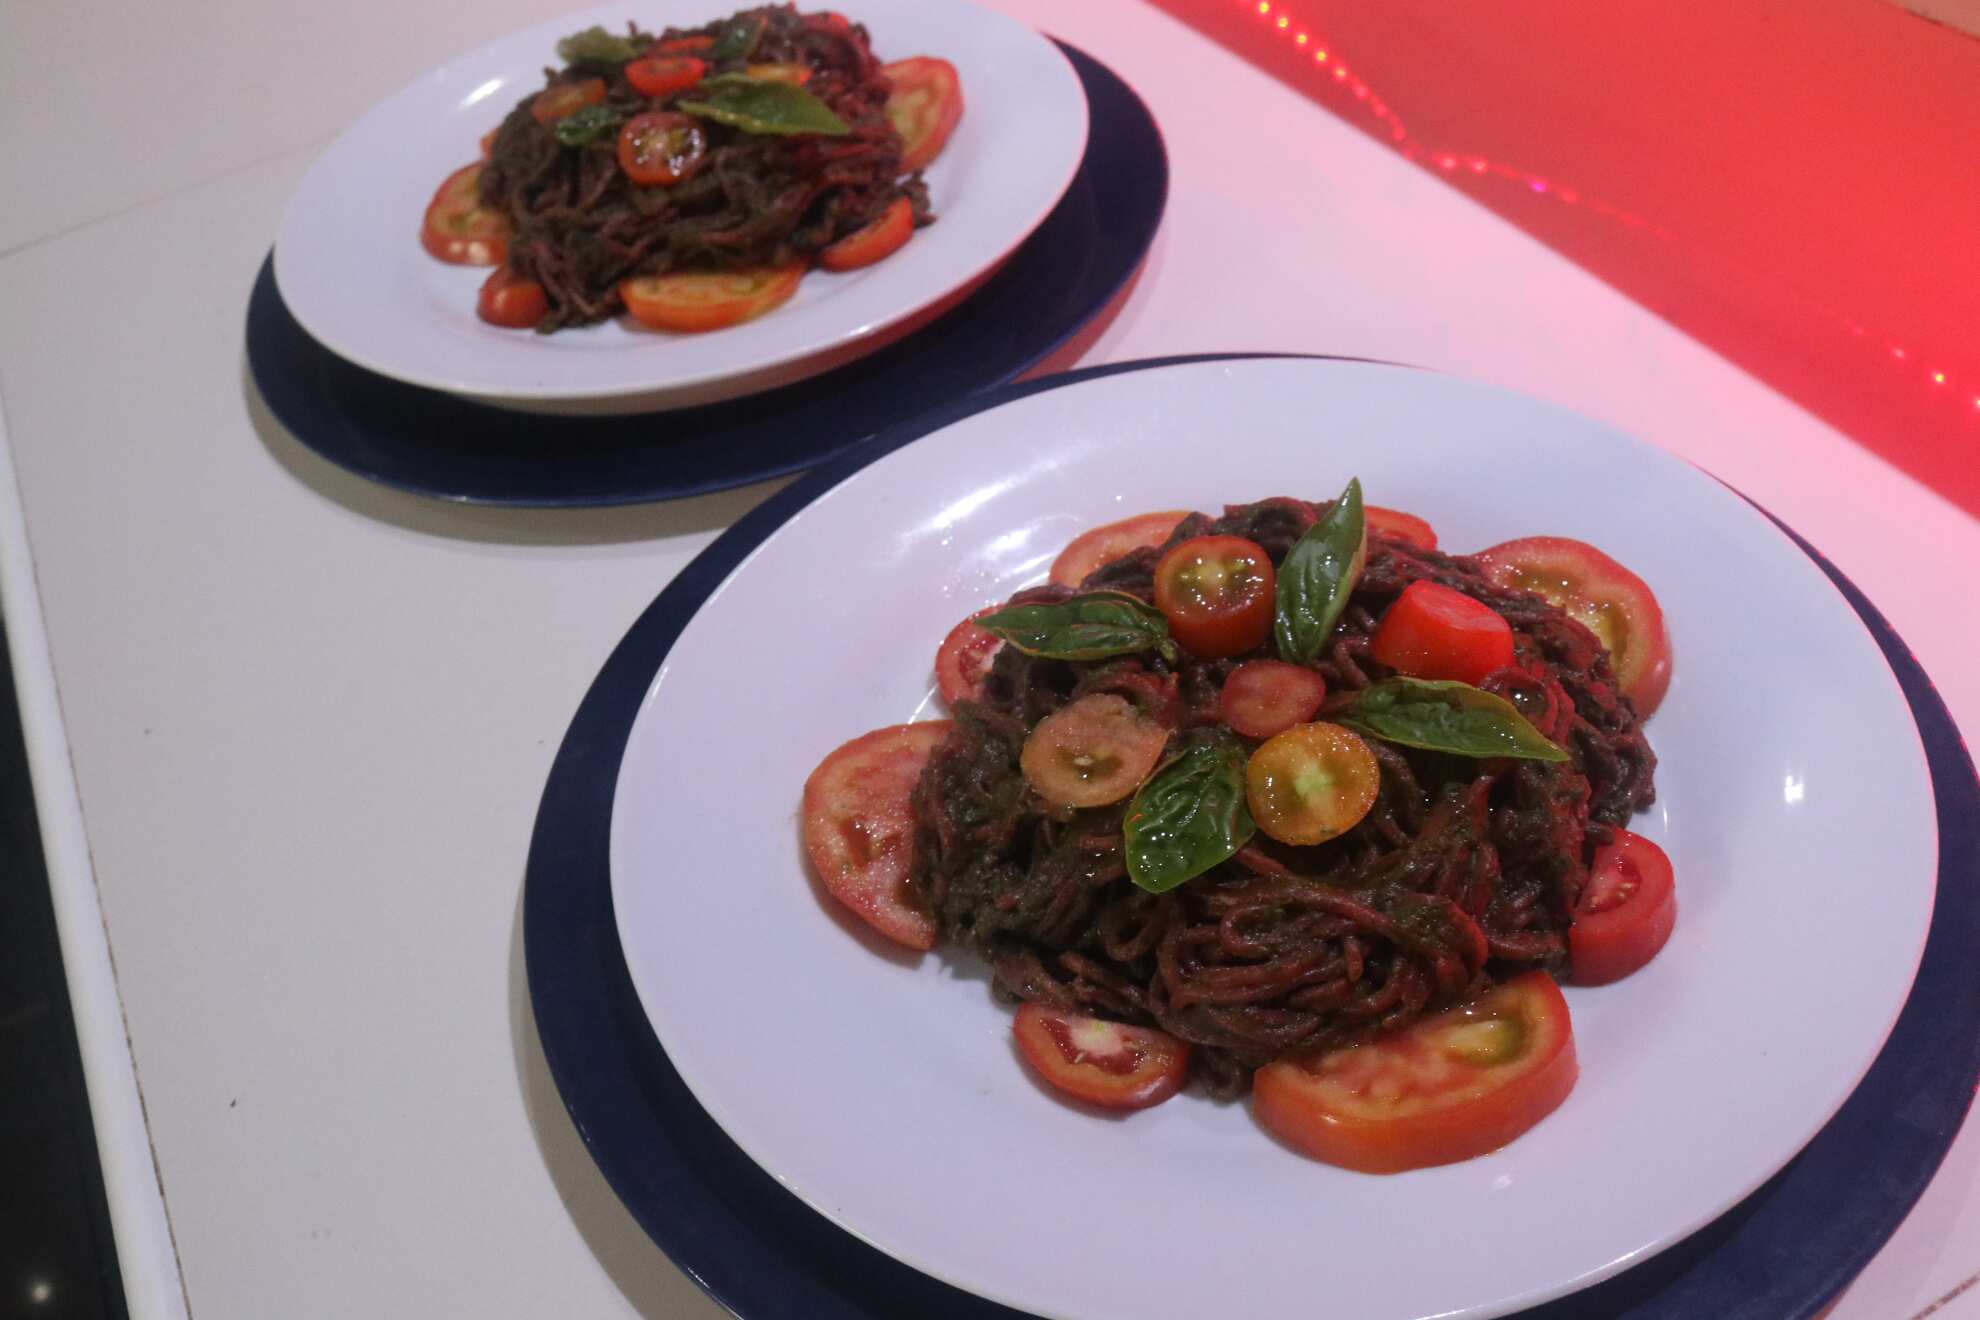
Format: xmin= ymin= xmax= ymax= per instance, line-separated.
xmin=1245 ymin=722 xmax=1379 ymax=845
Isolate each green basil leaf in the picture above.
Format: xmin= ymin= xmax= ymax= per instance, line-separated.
xmin=679 ymin=74 xmax=850 ymax=136
xmin=709 ymin=12 xmax=768 ymax=61
xmin=1124 ymin=732 xmax=1256 ymax=893
xmin=1274 ymin=478 xmax=1367 ymax=664
xmin=1336 ymin=677 xmax=1569 ymax=762
xmin=553 ymin=104 xmax=623 ymax=147
xmin=974 ymin=592 xmax=1178 ymax=665
xmin=556 ymin=26 xmax=645 ymax=65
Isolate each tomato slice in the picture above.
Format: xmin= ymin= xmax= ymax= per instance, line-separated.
xmin=475 ymin=266 xmax=547 ymax=329
xmin=1570 ymin=828 xmax=1677 ymax=985
xmin=1254 ymin=971 xmax=1578 ymax=1173
xmin=1153 ymin=535 xmax=1276 ymax=659
xmin=881 ymin=56 xmax=965 ymax=171
xmin=1366 ymin=506 xmax=1438 ymax=551
xmin=619 ymin=262 xmax=805 ymax=333
xmin=531 ymin=77 xmax=607 ymax=124
xmin=652 ymin=34 xmax=715 ymax=54
xmin=819 ymin=197 xmax=916 ymax=272
xmin=616 ymin=112 xmax=707 ymax=186
xmin=801 ymin=722 xmax=950 ymax=951
xmin=1219 ymin=661 xmax=1327 ymax=741
xmin=1013 ymin=1004 xmax=1190 ymax=1110
xmin=1369 ymin=580 xmax=1515 ymax=685
xmin=419 ymin=162 xmax=508 ymax=266
xmin=1020 ymin=694 xmax=1169 ymax=809
xmin=934 ymin=608 xmax=1002 ymax=706
xmin=744 ymin=61 xmax=812 ymax=85
xmin=1048 ymin=511 xmax=1189 ymax=587
xmin=625 ymin=55 xmax=707 ymax=97
xmin=1245 ymin=722 xmax=1379 ymax=845
xmin=1474 ymin=537 xmax=1672 ymax=717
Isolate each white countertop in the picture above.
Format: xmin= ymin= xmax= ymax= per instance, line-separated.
xmin=3 ymin=0 xmax=1977 ymax=1316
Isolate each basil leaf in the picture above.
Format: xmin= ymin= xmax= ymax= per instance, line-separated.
xmin=680 ymin=74 xmax=850 ymax=136
xmin=1125 ymin=732 xmax=1256 ymax=893
xmin=975 ymin=592 xmax=1178 ymax=665
xmin=553 ymin=104 xmax=623 ymax=147
xmin=556 ymin=26 xmax=645 ymax=65
xmin=1275 ymin=478 xmax=1367 ymax=664
xmin=1336 ymin=678 xmax=1569 ymax=762
xmin=710 ymin=12 xmax=768 ymax=61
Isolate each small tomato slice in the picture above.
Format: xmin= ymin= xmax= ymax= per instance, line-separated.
xmin=1246 ymin=722 xmax=1379 ymax=845
xmin=934 ymin=608 xmax=1002 ymax=706
xmin=1254 ymin=971 xmax=1578 ymax=1173
xmin=1474 ymin=537 xmax=1672 ymax=717
xmin=475 ymin=266 xmax=547 ymax=329
xmin=531 ymin=77 xmax=607 ymax=124
xmin=1153 ymin=535 xmax=1276 ymax=659
xmin=1570 ymin=828 xmax=1676 ymax=985
xmin=1013 ymin=1004 xmax=1190 ymax=1110
xmin=625 ymin=55 xmax=707 ymax=97
xmin=652 ymin=34 xmax=715 ymax=54
xmin=1369 ymin=580 xmax=1514 ymax=685
xmin=616 ymin=111 xmax=707 ymax=186
xmin=882 ymin=56 xmax=964 ymax=171
xmin=819 ymin=197 xmax=915 ymax=272
xmin=800 ymin=722 xmax=950 ymax=950
xmin=419 ymin=162 xmax=507 ymax=266
xmin=1048 ymin=511 xmax=1189 ymax=587
xmin=1220 ymin=661 xmax=1327 ymax=740
xmin=744 ymin=61 xmax=812 ymax=85
xmin=1366 ymin=506 xmax=1438 ymax=551
xmin=620 ymin=262 xmax=805 ymax=333
xmin=1020 ymin=694 xmax=1169 ymax=809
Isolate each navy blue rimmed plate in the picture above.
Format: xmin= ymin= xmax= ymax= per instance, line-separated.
xmin=523 ymin=355 xmax=1979 ymax=1319
xmin=243 ymin=42 xmax=1163 ymax=507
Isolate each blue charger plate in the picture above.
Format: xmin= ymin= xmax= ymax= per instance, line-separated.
xmin=243 ymin=42 xmax=1163 ymax=507
xmin=523 ymin=355 xmax=1980 ymax=1319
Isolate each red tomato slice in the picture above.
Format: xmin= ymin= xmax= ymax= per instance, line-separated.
xmin=1570 ymin=829 xmax=1676 ymax=985
xmin=620 ymin=262 xmax=805 ymax=333
xmin=1366 ymin=506 xmax=1438 ymax=551
xmin=475 ymin=266 xmax=547 ymax=329
xmin=1153 ymin=535 xmax=1276 ymax=659
xmin=1220 ymin=661 xmax=1327 ymax=740
xmin=652 ymin=34 xmax=715 ymax=54
xmin=1020 ymin=694 xmax=1169 ymax=808
xmin=934 ymin=608 xmax=1002 ymax=706
xmin=819 ymin=197 xmax=915 ymax=272
xmin=419 ymin=162 xmax=507 ymax=266
xmin=625 ymin=55 xmax=707 ymax=97
xmin=1245 ymin=722 xmax=1379 ymax=845
xmin=616 ymin=112 xmax=707 ymax=186
xmin=1253 ymin=970 xmax=1578 ymax=1173
xmin=882 ymin=57 xmax=964 ymax=171
xmin=531 ymin=77 xmax=607 ymax=124
xmin=801 ymin=722 xmax=951 ymax=950
xmin=1014 ymin=1004 xmax=1190 ymax=1109
xmin=1048 ymin=511 xmax=1189 ymax=587
xmin=1474 ymin=537 xmax=1672 ymax=717
xmin=1369 ymin=580 xmax=1515 ymax=685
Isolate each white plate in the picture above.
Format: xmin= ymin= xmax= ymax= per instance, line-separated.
xmin=273 ymin=0 xmax=1086 ymax=412
xmin=609 ymin=359 xmax=1935 ymax=1320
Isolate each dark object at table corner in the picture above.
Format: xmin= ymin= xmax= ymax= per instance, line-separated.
xmin=243 ymin=41 xmax=1165 ymax=508
xmin=522 ymin=354 xmax=1980 ymax=1320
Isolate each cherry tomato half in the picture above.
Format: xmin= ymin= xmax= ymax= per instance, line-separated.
xmin=1151 ymin=536 xmax=1275 ymax=659
xmin=881 ymin=56 xmax=964 ymax=171
xmin=619 ymin=262 xmax=805 ymax=333
xmin=1020 ymin=694 xmax=1169 ymax=809
xmin=1013 ymin=1004 xmax=1190 ymax=1110
xmin=1369 ymin=580 xmax=1515 ymax=685
xmin=625 ymin=55 xmax=707 ymax=98
xmin=475 ymin=266 xmax=547 ymax=328
xmin=1245 ymin=722 xmax=1379 ymax=845
xmin=819 ymin=197 xmax=915 ymax=272
xmin=934 ymin=608 xmax=1002 ymax=706
xmin=1366 ymin=506 xmax=1438 ymax=551
xmin=1474 ymin=537 xmax=1672 ymax=717
xmin=1253 ymin=971 xmax=1578 ymax=1173
xmin=616 ymin=112 xmax=707 ymax=186
xmin=744 ymin=61 xmax=812 ymax=85
xmin=651 ymin=34 xmax=715 ymax=54
xmin=1570 ymin=828 xmax=1677 ymax=985
xmin=419 ymin=162 xmax=507 ymax=266
xmin=1048 ymin=511 xmax=1189 ymax=587
xmin=531 ymin=77 xmax=607 ymax=124
xmin=801 ymin=722 xmax=951 ymax=950
xmin=1219 ymin=661 xmax=1327 ymax=741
